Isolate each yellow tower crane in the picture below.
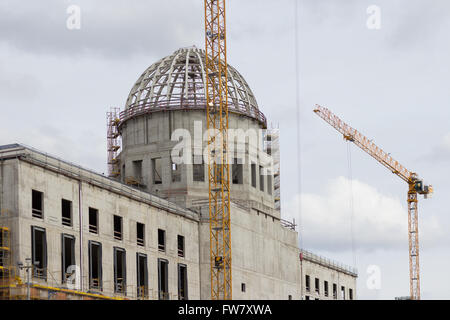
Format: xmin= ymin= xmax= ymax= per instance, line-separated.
xmin=314 ymin=104 xmax=433 ymax=300
xmin=204 ymin=0 xmax=232 ymax=300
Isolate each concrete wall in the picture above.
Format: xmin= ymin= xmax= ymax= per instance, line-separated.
xmin=12 ymin=158 xmax=200 ymax=300
xmin=0 ymin=145 xmax=358 ymax=300
xmin=118 ymin=110 xmax=276 ymax=211
xmin=198 ymin=203 xmax=301 ymax=300
xmin=301 ymin=259 xmax=357 ymax=300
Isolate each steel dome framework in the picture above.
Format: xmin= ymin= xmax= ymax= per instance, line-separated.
xmin=119 ymin=47 xmax=266 ymax=127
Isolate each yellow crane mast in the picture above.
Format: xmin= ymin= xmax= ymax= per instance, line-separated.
xmin=314 ymin=104 xmax=433 ymax=300
xmin=204 ymin=0 xmax=232 ymax=300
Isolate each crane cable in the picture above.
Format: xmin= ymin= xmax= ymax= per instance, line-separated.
xmin=347 ymin=142 xmax=357 ymax=269
xmin=294 ymin=0 xmax=303 ymax=251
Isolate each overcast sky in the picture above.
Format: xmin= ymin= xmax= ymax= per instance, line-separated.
xmin=1 ymin=0 xmax=449 ymax=299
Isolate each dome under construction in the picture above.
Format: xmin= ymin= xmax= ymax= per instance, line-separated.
xmin=122 ymin=47 xmax=266 ymax=127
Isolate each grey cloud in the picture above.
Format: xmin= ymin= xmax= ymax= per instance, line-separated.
xmin=0 ymin=0 xmax=203 ymax=58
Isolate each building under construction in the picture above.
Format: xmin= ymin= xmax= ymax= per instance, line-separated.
xmin=0 ymin=47 xmax=357 ymax=300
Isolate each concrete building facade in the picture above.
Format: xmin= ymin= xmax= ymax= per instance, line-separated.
xmin=0 ymin=47 xmax=357 ymax=300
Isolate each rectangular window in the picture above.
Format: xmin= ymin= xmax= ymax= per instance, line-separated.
xmin=133 ymin=160 xmax=143 ymax=182
xmin=61 ymin=234 xmax=75 ymax=284
xmin=136 ymin=253 xmax=148 ymax=299
xmin=324 ymin=281 xmax=329 ymax=297
xmin=178 ymin=264 xmax=188 ymax=300
xmin=152 ymin=158 xmax=162 ymax=184
xmin=89 ymin=207 xmax=99 ymax=234
xmin=171 ymin=158 xmax=181 ymax=182
xmin=31 ymin=226 xmax=47 ymax=279
xmin=341 ymin=286 xmax=346 ymax=300
xmin=305 ymin=295 xmax=310 ymax=300
xmin=267 ymin=171 xmax=272 ymax=195
xmin=113 ymin=215 xmax=123 ymax=240
xmin=158 ymin=258 xmax=169 ymax=300
xmin=192 ymin=155 xmax=205 ymax=182
xmin=333 ymin=283 xmax=337 ymax=299
xmin=259 ymin=166 xmax=264 ymax=191
xmin=114 ymin=247 xmax=126 ymax=294
xmin=315 ymin=278 xmax=320 ymax=294
xmin=241 ymin=283 xmax=246 ymax=293
xmin=232 ymin=158 xmax=243 ymax=184
xmin=137 ymin=222 xmax=145 ymax=246
xmin=177 ymin=235 xmax=185 ymax=257
xmin=88 ymin=241 xmax=102 ymax=290
xmin=32 ymin=190 xmax=43 ymax=218
xmin=288 ymin=295 xmax=292 ymax=300
xmin=305 ymin=275 xmax=310 ymax=292
xmin=158 ymin=229 xmax=166 ymax=252
xmin=349 ymin=288 xmax=353 ymax=300
xmin=214 ymin=164 xmax=223 ymax=183
xmin=61 ymin=199 xmax=72 ymax=227
xmin=251 ymin=163 xmax=256 ymax=188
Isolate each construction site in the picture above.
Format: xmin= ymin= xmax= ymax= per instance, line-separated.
xmin=0 ymin=1 xmax=438 ymax=301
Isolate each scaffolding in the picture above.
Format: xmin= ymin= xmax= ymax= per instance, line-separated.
xmin=107 ymin=107 xmax=121 ymax=178
xmin=0 ymin=227 xmax=12 ymax=299
xmin=265 ymin=126 xmax=281 ymax=211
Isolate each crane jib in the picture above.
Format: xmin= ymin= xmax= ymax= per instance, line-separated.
xmin=313 ymin=104 xmax=433 ymax=300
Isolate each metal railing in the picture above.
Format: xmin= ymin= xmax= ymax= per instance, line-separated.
xmin=119 ymin=99 xmax=267 ymax=129
xmin=62 ymin=216 xmax=72 ymax=226
xmin=301 ymin=249 xmax=358 ymax=276
xmin=88 ymin=224 xmax=98 ymax=234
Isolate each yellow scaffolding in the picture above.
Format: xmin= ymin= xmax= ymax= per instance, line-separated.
xmin=0 ymin=227 xmax=12 ymax=300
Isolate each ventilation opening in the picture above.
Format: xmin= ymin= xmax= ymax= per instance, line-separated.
xmin=61 ymin=199 xmax=72 ymax=227
xmin=31 ymin=226 xmax=47 ymax=279
xmin=61 ymin=234 xmax=75 ymax=283
xmin=89 ymin=208 xmax=98 ymax=234
xmin=137 ymin=253 xmax=148 ymax=298
xmin=137 ymin=222 xmax=145 ymax=246
xmin=241 ymin=283 xmax=246 ymax=292
xmin=178 ymin=264 xmax=188 ymax=300
xmin=89 ymin=241 xmax=102 ymax=290
xmin=113 ymin=215 xmax=122 ymax=240
xmin=114 ymin=247 xmax=126 ymax=294
xmin=32 ymin=190 xmax=43 ymax=219
xmin=158 ymin=259 xmax=169 ymax=300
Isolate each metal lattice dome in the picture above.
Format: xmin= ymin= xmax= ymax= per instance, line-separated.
xmin=122 ymin=47 xmax=266 ymax=126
